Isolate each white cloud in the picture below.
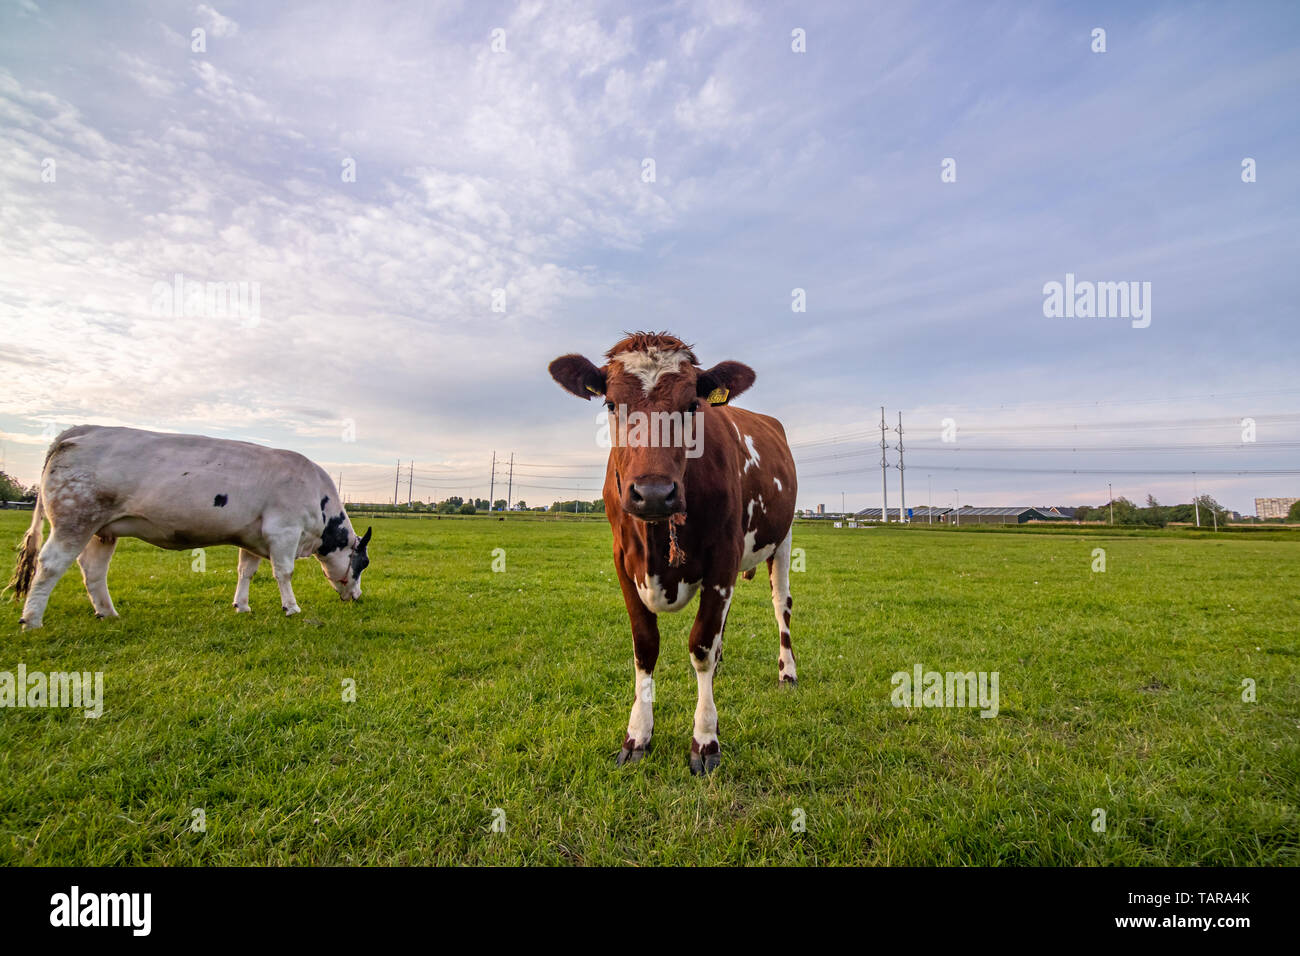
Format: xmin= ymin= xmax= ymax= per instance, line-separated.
xmin=195 ymin=3 xmax=239 ymax=38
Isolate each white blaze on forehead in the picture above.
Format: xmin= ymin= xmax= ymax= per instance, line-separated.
xmin=612 ymin=348 xmax=692 ymax=395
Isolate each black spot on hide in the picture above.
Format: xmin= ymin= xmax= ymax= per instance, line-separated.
xmin=317 ymin=512 xmax=349 ymax=556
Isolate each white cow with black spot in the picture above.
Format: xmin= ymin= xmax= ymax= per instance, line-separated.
xmin=8 ymin=426 xmax=370 ymax=629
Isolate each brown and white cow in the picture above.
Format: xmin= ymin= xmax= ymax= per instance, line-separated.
xmin=549 ymin=332 xmax=798 ymax=774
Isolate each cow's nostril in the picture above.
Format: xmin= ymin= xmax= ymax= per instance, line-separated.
xmin=665 ymin=483 xmax=678 ymax=505
xmin=630 ymin=486 xmax=644 ymax=503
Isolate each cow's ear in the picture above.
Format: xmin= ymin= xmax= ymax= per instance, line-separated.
xmin=549 ymin=354 xmax=606 ymax=400
xmin=697 ymin=361 xmax=756 ymax=405
xmin=358 ymin=526 xmax=372 ymax=549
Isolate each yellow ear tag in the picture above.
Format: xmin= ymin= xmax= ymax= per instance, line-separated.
xmin=706 ymin=387 xmax=729 ymax=406
xmin=586 ymin=385 xmax=601 ymax=395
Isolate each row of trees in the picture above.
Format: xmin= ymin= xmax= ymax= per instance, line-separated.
xmin=1075 ymin=494 xmax=1231 ymax=527
xmin=417 ymin=496 xmax=504 ymax=514
xmin=0 ymin=471 xmax=36 ymax=502
xmin=424 ymin=498 xmax=606 ymax=514
xmin=346 ymin=498 xmax=608 ymax=515
xmin=546 ymin=499 xmax=604 ymax=513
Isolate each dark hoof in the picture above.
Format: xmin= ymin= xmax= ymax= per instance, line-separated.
xmin=689 ymin=739 xmax=721 ymax=775
xmin=780 ymin=676 xmax=798 ymax=688
xmin=616 ymin=736 xmax=647 ymax=766
xmin=741 ymin=568 xmax=756 ymax=581
xmin=95 ymin=613 xmax=105 ymax=619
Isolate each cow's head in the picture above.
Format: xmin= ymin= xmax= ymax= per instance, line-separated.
xmin=317 ymin=524 xmax=370 ymax=601
xmin=549 ymin=332 xmax=755 ymax=522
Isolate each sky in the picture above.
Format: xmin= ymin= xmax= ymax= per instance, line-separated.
xmin=1 ymin=0 xmax=1297 ymax=515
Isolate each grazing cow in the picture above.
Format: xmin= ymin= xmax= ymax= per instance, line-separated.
xmin=549 ymin=332 xmax=798 ymax=774
xmin=9 ymin=426 xmax=371 ymax=629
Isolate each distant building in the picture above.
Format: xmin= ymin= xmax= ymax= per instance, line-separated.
xmin=1256 ymin=497 xmax=1298 ymax=519
xmin=949 ymin=506 xmax=1071 ymax=525
xmin=855 ymin=505 xmax=951 ymax=523
xmin=817 ymin=504 xmax=825 ymax=515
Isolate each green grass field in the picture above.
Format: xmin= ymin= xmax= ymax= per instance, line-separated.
xmin=1 ymin=511 xmax=1296 ymax=865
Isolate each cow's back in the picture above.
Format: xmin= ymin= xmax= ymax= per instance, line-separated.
xmin=45 ymin=426 xmax=323 ymax=551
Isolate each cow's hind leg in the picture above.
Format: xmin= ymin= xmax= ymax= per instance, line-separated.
xmin=267 ymin=536 xmax=301 ymax=616
xmin=20 ymin=526 xmax=96 ymax=629
xmin=233 ymin=548 xmax=260 ymax=612
xmin=77 ymin=534 xmax=119 ymax=619
xmin=768 ymin=528 xmax=797 ymax=686
xmin=688 ymin=583 xmax=733 ymax=775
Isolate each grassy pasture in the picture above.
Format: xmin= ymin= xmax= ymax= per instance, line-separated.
xmin=0 ymin=511 xmax=1296 ymax=865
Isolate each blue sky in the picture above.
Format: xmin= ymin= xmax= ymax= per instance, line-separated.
xmin=1 ymin=0 xmax=1297 ymax=513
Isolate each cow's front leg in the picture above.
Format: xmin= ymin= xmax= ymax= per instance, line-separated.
xmin=688 ymin=583 xmax=734 ymax=775
xmin=233 ymin=548 xmax=260 ymax=612
xmin=267 ymin=536 xmax=301 ymax=616
xmin=614 ymin=562 xmax=660 ymax=765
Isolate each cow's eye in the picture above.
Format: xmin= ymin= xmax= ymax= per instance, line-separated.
xmin=688 ymin=401 xmax=700 ymax=413
xmin=605 ymin=401 xmax=616 ymax=412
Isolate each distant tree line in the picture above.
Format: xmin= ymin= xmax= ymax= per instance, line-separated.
xmin=1075 ymin=494 xmax=1230 ymax=527
xmin=0 ymin=471 xmax=36 ymax=502
xmin=342 ymin=497 xmax=606 ymax=515
xmin=546 ymin=499 xmax=604 ymax=514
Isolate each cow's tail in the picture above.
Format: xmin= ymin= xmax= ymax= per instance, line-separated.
xmin=7 ymin=494 xmax=44 ymax=603
xmin=4 ymin=430 xmax=70 ymax=603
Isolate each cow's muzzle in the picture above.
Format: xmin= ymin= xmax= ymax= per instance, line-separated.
xmin=624 ymin=476 xmax=683 ymax=521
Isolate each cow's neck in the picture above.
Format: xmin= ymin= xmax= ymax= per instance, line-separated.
xmin=634 ymin=519 xmax=673 ymax=568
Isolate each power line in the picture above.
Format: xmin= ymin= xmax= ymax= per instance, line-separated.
xmin=789 ymin=413 xmax=1300 ymax=448
xmin=306 ymin=399 xmax=1300 ymax=511
xmin=895 ymin=386 xmax=1300 ymax=415
xmin=800 ymin=463 xmax=1300 ymax=479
